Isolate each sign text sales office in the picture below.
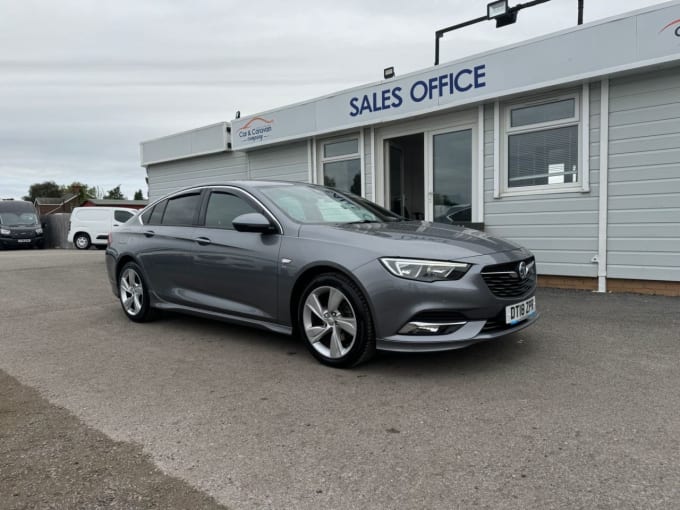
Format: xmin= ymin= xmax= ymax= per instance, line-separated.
xmin=348 ymin=64 xmax=487 ymax=117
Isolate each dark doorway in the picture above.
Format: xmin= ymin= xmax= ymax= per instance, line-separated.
xmin=386 ymin=133 xmax=424 ymax=220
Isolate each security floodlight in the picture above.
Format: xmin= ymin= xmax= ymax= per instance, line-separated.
xmin=488 ymin=0 xmax=518 ymax=27
xmin=384 ymin=66 xmax=395 ymax=80
xmin=487 ymin=0 xmax=509 ymax=19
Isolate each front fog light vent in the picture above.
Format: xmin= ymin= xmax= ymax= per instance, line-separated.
xmin=399 ymin=320 xmax=466 ymax=336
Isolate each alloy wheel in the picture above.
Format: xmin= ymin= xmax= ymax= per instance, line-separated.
xmin=120 ymin=268 xmax=144 ymax=316
xmin=302 ymin=286 xmax=357 ymax=359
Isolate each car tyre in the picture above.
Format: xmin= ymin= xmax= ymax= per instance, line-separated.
xmin=298 ymin=273 xmax=376 ymax=368
xmin=74 ymin=233 xmax=91 ymax=250
xmin=118 ymin=262 xmax=157 ymax=323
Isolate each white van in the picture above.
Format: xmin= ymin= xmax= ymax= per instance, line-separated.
xmin=67 ymin=207 xmax=138 ymax=250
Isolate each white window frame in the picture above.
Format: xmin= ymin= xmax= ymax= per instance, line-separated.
xmin=317 ymin=133 xmax=363 ymax=195
xmin=500 ymin=92 xmax=584 ymax=197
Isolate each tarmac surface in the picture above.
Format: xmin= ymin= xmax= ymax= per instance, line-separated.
xmin=0 ymin=250 xmax=678 ymax=509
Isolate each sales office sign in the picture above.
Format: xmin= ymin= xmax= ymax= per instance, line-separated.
xmin=347 ymin=64 xmax=487 ymax=118
xmin=233 ymin=63 xmax=487 ymax=149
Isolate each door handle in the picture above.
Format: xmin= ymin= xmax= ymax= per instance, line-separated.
xmin=143 ymin=230 xmax=155 ymax=238
xmin=195 ymin=237 xmax=212 ymax=246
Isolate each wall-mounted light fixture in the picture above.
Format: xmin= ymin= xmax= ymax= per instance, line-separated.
xmin=434 ymin=0 xmax=561 ymax=65
xmin=487 ymin=0 xmax=518 ymax=27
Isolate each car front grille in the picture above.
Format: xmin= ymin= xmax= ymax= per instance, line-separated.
xmin=481 ymin=257 xmax=536 ymax=298
xmin=10 ymin=229 xmax=36 ymax=239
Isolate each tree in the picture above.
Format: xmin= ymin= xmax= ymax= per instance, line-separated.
xmin=23 ymin=181 xmax=62 ymax=202
xmin=104 ymin=185 xmax=126 ymax=200
xmin=63 ymin=181 xmax=96 ymax=204
xmin=133 ymin=189 xmax=145 ymax=200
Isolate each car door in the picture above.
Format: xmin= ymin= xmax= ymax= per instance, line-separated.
xmin=188 ymin=188 xmax=282 ymax=323
xmin=135 ymin=191 xmax=204 ymax=305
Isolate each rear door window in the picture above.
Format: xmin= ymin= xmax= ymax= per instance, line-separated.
xmin=161 ymin=193 xmax=201 ymax=226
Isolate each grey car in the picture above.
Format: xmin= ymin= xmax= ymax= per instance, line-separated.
xmin=105 ymin=181 xmax=538 ymax=367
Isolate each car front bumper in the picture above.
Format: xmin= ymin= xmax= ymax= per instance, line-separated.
xmin=376 ymin=312 xmax=539 ymax=352
xmin=353 ymin=249 xmax=540 ymax=353
xmin=0 ymin=235 xmax=44 ymax=248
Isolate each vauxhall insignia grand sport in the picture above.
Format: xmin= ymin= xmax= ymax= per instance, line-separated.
xmin=106 ymin=181 xmax=538 ymax=367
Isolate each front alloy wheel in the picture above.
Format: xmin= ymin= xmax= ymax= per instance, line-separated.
xmin=299 ymin=273 xmax=375 ymax=368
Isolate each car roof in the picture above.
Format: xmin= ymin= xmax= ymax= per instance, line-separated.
xmin=0 ymin=200 xmax=37 ymax=213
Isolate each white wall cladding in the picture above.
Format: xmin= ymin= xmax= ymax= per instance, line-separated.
xmin=146 ymin=151 xmax=248 ymax=202
xmin=247 ymin=141 xmax=309 ymax=182
xmin=607 ymin=68 xmax=680 ymax=281
xmin=146 ymin=141 xmax=309 ymax=202
xmin=483 ymin=84 xmax=602 ymax=277
xmin=141 ymin=122 xmax=229 ymax=166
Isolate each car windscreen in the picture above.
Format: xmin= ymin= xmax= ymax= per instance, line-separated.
xmin=0 ymin=212 xmax=39 ymax=226
xmin=260 ymin=185 xmax=402 ymax=224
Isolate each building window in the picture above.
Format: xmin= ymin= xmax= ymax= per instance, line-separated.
xmin=504 ymin=95 xmax=580 ymax=193
xmin=320 ymin=136 xmax=361 ymax=195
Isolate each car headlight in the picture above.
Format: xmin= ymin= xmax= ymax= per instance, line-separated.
xmin=35 ymin=228 xmax=43 ymax=235
xmin=380 ymin=257 xmax=470 ymax=282
xmin=0 ymin=228 xmax=10 ymax=235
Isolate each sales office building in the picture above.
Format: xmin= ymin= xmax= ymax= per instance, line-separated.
xmin=141 ymin=1 xmax=680 ymax=295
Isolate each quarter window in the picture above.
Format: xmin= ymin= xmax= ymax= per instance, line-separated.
xmin=505 ymin=96 xmax=580 ymax=191
xmin=320 ymin=136 xmax=361 ymax=195
xmin=114 ymin=210 xmax=134 ymax=223
xmin=205 ymin=192 xmax=257 ymax=229
xmin=147 ymin=202 xmax=166 ymax=225
xmin=161 ymin=193 xmax=201 ymax=226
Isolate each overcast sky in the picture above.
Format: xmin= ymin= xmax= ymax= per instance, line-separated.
xmin=0 ymin=0 xmax=668 ymax=200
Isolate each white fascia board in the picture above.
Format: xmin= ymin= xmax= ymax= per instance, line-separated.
xmin=230 ymin=1 xmax=680 ymax=150
xmin=140 ymin=122 xmax=230 ymax=167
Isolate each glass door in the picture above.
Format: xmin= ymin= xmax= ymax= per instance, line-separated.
xmin=428 ymin=128 xmax=473 ymax=224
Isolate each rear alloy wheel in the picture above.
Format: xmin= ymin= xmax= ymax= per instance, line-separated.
xmin=118 ymin=262 xmax=156 ymax=322
xmin=74 ymin=233 xmax=91 ymax=250
xmin=299 ymin=273 xmax=375 ymax=368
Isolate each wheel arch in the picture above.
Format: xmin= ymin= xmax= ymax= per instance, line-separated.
xmin=289 ymin=263 xmax=376 ymax=333
xmin=115 ymin=255 xmax=140 ymax=289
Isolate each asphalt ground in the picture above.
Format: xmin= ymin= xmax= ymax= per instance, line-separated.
xmin=0 ymin=250 xmax=678 ymax=509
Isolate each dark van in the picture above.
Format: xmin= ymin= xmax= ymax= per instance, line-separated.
xmin=0 ymin=200 xmax=45 ymax=249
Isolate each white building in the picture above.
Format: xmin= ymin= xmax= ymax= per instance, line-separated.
xmin=141 ymin=1 xmax=680 ymax=295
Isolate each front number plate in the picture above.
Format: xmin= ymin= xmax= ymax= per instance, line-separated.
xmin=18 ymin=239 xmax=31 ymax=243
xmin=505 ymin=296 xmax=536 ymax=325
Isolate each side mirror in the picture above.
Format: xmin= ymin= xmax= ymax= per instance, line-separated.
xmin=232 ymin=213 xmax=277 ymax=234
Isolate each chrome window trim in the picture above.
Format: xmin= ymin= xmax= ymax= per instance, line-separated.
xmin=138 ymin=185 xmax=284 ymax=235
